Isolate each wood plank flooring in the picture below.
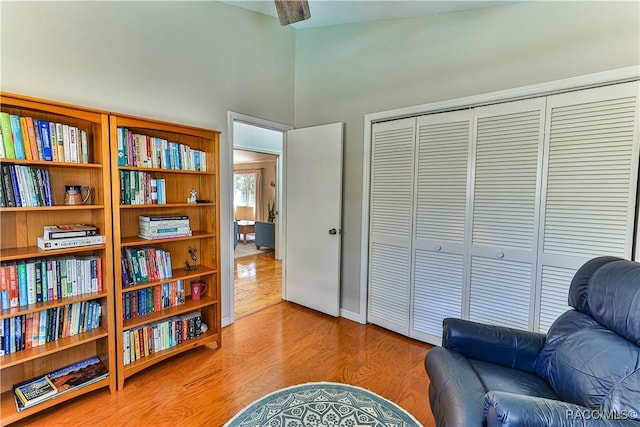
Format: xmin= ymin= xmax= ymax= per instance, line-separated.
xmin=17 ymin=302 xmax=435 ymax=427
xmin=13 ymin=252 xmax=435 ymax=426
xmin=234 ymin=252 xmax=282 ymax=319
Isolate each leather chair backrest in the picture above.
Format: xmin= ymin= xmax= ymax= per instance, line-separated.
xmin=534 ymin=257 xmax=640 ymax=416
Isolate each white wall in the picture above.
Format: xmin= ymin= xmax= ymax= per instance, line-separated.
xmin=293 ymin=1 xmax=640 ymax=315
xmin=1 ymin=1 xmax=296 ymax=325
xmin=3 ymin=0 xmax=639 ymax=322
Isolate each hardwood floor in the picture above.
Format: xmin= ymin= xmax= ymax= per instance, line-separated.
xmin=234 ymin=251 xmax=282 ymax=319
xmin=14 ymin=253 xmax=436 ymax=425
xmin=17 ymin=302 xmax=435 ymax=427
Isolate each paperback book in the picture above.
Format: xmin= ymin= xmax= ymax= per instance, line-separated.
xmin=37 ymin=235 xmax=105 ymax=251
xmin=14 ymin=356 xmax=109 ymax=411
xmin=13 ymin=375 xmax=58 ymax=409
xmin=42 ymin=224 xmax=99 ymax=240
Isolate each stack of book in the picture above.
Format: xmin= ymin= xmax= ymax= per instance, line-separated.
xmin=37 ymin=224 xmax=105 ymax=251
xmin=13 ymin=356 xmax=108 ymax=411
xmin=138 ymin=215 xmax=191 ymax=240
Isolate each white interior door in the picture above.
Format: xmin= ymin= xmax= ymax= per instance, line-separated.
xmin=284 ymin=123 xmax=343 ymax=316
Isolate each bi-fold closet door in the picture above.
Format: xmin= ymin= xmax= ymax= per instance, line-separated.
xmin=368 ymin=81 xmax=639 ymax=345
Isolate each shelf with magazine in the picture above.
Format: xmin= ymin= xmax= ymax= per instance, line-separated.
xmin=0 ymin=93 xmax=116 ymax=424
xmin=110 ymin=113 xmax=220 ymax=390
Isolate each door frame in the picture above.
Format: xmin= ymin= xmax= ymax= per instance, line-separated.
xmin=360 ymin=66 xmax=639 ymax=327
xmin=224 ymin=112 xmax=292 ymax=326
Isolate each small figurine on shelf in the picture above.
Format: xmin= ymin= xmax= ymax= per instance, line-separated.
xmin=185 ymin=247 xmax=198 ymax=271
xmin=188 ymin=189 xmax=198 ymax=204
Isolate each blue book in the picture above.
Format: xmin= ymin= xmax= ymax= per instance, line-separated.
xmin=9 ymin=115 xmax=26 ymax=160
xmin=42 ymin=169 xmax=52 ymax=206
xmin=16 ymin=261 xmax=27 ymax=307
xmin=39 ymin=120 xmax=52 ymax=161
xmin=34 ymin=260 xmax=43 ymax=303
xmin=86 ymin=303 xmax=94 ymax=331
xmin=14 ymin=315 xmax=22 ymax=351
xmin=4 ymin=318 xmax=11 ymax=354
xmin=139 ymin=289 xmax=146 ymax=316
xmin=117 ymin=127 xmax=126 ymax=166
xmin=8 ymin=165 xmax=22 ymax=207
xmin=0 ymin=289 xmax=9 ymax=310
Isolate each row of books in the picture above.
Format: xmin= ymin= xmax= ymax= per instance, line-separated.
xmin=13 ymin=356 xmax=108 ymax=411
xmin=138 ymin=214 xmax=191 ymax=240
xmin=1 ymin=301 xmax=102 ymax=355
xmin=119 ymin=170 xmax=167 ymax=205
xmin=0 ymin=112 xmax=90 ymax=163
xmin=121 ymin=247 xmax=172 ymax=286
xmin=123 ymin=280 xmax=186 ymax=320
xmin=123 ymin=310 xmax=202 ymax=365
xmin=0 ymin=256 xmax=103 ymax=310
xmin=116 ymin=127 xmax=207 ymax=171
xmin=0 ymin=164 xmax=52 ymax=207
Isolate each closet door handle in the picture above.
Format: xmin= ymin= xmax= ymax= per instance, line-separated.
xmin=434 ymin=244 xmax=442 ymax=252
xmin=496 ymin=251 xmax=505 ymax=259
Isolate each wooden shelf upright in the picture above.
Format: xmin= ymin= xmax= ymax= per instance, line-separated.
xmin=109 ymin=113 xmax=221 ymax=389
xmin=0 ymin=92 xmax=116 ymax=425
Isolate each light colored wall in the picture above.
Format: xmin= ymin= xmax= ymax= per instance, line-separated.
xmin=1 ymin=1 xmax=296 ymax=325
xmin=294 ymin=1 xmax=640 ymax=315
xmin=3 ymin=0 xmax=639 ymax=321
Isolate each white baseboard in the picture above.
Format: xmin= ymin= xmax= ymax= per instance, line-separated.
xmin=340 ymin=308 xmax=366 ymax=324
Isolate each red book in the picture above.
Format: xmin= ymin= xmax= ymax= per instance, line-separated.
xmin=138 ymin=328 xmax=145 ymax=357
xmin=8 ymin=263 xmax=19 ymax=308
xmin=25 ymin=313 xmax=33 ymax=349
xmin=153 ymin=286 xmax=161 ymax=311
xmin=131 ymin=292 xmax=138 ymax=318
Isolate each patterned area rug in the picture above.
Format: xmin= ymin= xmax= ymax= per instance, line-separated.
xmin=224 ymin=382 xmax=423 ymax=427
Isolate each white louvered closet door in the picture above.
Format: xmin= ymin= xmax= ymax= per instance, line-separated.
xmin=536 ymin=81 xmax=640 ymax=332
xmin=411 ymin=110 xmax=472 ymax=344
xmin=368 ymin=118 xmax=416 ymax=335
xmin=467 ymin=98 xmax=546 ymax=330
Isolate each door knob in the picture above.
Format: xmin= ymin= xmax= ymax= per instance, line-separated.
xmin=329 ymin=228 xmax=337 ymax=235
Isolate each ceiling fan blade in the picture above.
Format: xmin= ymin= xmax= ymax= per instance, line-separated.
xmin=274 ymin=0 xmax=311 ymax=26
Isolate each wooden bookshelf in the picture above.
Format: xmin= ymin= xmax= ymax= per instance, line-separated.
xmin=109 ymin=113 xmax=221 ymax=389
xmin=0 ymin=92 xmax=116 ymax=424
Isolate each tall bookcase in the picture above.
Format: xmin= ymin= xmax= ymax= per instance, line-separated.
xmin=0 ymin=93 xmax=116 ymax=424
xmin=109 ymin=113 xmax=221 ymax=389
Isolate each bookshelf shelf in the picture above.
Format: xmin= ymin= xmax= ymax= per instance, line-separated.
xmin=0 ymin=376 xmax=110 ymax=425
xmin=0 ymin=291 xmax=108 ymax=319
xmin=0 ymin=327 xmax=108 ymax=368
xmin=110 ymin=113 xmax=221 ymax=390
xmin=120 ymin=202 xmax=215 ymax=209
xmin=120 ymin=231 xmax=215 ymax=247
xmin=122 ymin=295 xmax=218 ymax=330
xmin=122 ymin=330 xmax=219 ymax=379
xmin=0 ymin=159 xmax=103 ymax=169
xmin=121 ymin=265 xmax=216 ymax=292
xmin=119 ymin=165 xmax=215 ymax=175
xmin=0 ymin=204 xmax=106 ymax=213
xmin=0 ymin=244 xmax=107 ymax=261
xmin=0 ymin=92 xmax=116 ymax=422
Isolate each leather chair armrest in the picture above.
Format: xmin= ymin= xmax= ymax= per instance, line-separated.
xmin=485 ymin=391 xmax=640 ymax=427
xmin=443 ymin=318 xmax=546 ymax=372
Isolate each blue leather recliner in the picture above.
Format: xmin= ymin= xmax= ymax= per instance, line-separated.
xmin=425 ymin=256 xmax=640 ymax=426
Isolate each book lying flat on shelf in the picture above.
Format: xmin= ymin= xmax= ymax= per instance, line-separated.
xmin=14 ymin=375 xmax=58 ymax=409
xmin=43 ymin=224 xmax=99 ymax=240
xmin=37 ymin=235 xmax=105 ymax=251
xmin=14 ymin=356 xmax=109 ymax=412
